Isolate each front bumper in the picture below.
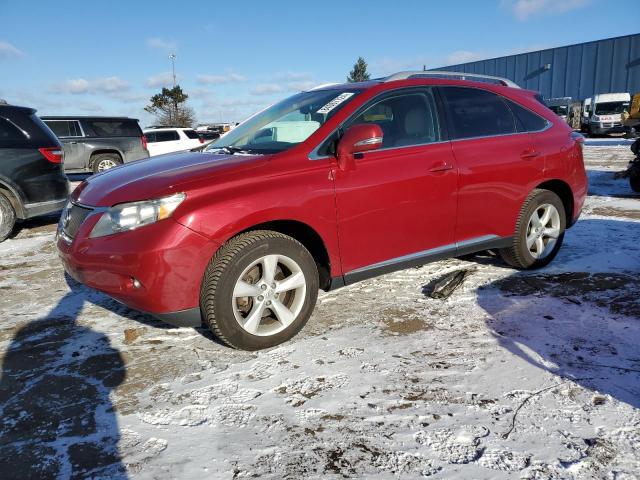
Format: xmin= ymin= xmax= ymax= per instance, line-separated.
xmin=56 ymin=213 xmax=219 ymax=325
xmin=590 ymin=122 xmax=624 ymax=134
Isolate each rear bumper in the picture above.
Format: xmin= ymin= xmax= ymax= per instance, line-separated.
xmin=57 ymin=216 xmax=219 ymax=320
xmin=23 ymin=197 xmax=68 ymax=218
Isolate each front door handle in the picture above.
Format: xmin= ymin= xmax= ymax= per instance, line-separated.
xmin=428 ymin=161 xmax=453 ymax=172
xmin=520 ymin=149 xmax=540 ymax=160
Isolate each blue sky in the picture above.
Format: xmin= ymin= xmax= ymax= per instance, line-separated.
xmin=1 ymin=0 xmax=638 ymax=125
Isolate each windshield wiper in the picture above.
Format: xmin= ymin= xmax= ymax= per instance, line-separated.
xmin=208 ymin=146 xmax=256 ymax=155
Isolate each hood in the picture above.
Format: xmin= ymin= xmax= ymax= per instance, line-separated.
xmin=75 ymin=151 xmax=268 ymax=207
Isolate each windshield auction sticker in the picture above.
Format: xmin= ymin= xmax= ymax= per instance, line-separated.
xmin=317 ymin=92 xmax=355 ymax=114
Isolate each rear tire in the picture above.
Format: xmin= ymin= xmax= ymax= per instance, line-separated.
xmin=200 ymin=230 xmax=319 ymax=350
xmin=499 ymin=189 xmax=566 ymax=270
xmin=92 ymin=153 xmax=122 ymax=174
xmin=0 ymin=193 xmax=16 ymax=242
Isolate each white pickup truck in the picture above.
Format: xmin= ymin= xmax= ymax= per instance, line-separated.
xmin=586 ymin=92 xmax=631 ymax=136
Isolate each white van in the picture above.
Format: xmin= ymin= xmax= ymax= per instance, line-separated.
xmin=587 ymin=93 xmax=631 ymax=136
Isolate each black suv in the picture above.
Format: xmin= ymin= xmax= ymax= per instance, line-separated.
xmin=41 ymin=116 xmax=149 ymax=174
xmin=0 ymin=102 xmax=69 ymax=242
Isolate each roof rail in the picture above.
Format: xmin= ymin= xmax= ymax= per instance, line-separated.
xmin=383 ymin=70 xmax=521 ymax=88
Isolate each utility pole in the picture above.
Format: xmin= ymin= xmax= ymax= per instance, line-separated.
xmin=169 ymin=53 xmax=177 ymax=87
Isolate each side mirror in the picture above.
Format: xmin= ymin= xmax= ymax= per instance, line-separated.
xmin=336 ymin=123 xmax=383 ymax=171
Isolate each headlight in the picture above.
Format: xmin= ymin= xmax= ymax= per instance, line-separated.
xmin=90 ymin=193 xmax=186 ymax=238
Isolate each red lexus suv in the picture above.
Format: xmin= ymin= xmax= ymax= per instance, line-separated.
xmin=57 ymin=72 xmax=587 ymax=350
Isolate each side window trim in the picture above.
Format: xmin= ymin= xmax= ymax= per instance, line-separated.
xmin=309 ymin=86 xmax=448 ymax=160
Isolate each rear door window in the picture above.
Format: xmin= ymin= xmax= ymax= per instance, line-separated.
xmin=154 ymin=130 xmax=180 ymax=142
xmin=0 ymin=118 xmax=26 ymax=142
xmin=86 ymin=119 xmax=141 ymax=137
xmin=440 ymin=87 xmax=516 ymax=139
xmin=45 ymin=120 xmax=82 ymax=138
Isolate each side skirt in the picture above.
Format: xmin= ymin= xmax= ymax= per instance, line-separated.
xmin=327 ymin=235 xmax=513 ymax=289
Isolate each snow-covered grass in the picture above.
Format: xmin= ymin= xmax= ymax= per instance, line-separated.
xmin=0 ymin=145 xmax=638 ymax=478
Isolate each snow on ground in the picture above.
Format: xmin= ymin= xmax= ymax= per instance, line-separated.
xmin=0 ymin=145 xmax=639 ymax=479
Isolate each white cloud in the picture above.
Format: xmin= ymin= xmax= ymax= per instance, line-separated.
xmin=50 ymin=76 xmax=130 ymax=95
xmin=0 ymin=41 xmax=24 ymax=58
xmin=145 ymin=71 xmax=176 ymax=88
xmin=272 ymin=71 xmax=312 ymax=82
xmin=370 ymin=55 xmax=432 ymax=76
xmin=146 ymin=37 xmax=177 ymax=52
xmin=501 ymin=0 xmax=589 ymax=21
xmin=446 ymin=50 xmax=488 ymax=65
xmin=286 ymin=81 xmax=316 ymax=92
xmin=250 ymin=84 xmax=283 ymax=96
xmin=196 ymin=72 xmax=246 ymax=85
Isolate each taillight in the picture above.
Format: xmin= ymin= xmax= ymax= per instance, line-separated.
xmin=199 ymin=136 xmax=204 ymax=144
xmin=141 ymin=135 xmax=148 ymax=150
xmin=39 ymin=147 xmax=64 ymax=164
xmin=570 ymin=131 xmax=585 ymax=153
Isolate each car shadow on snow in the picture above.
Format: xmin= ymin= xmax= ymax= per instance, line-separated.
xmin=587 ymin=169 xmax=638 ymax=199
xmin=0 ymin=277 xmax=128 ymax=478
xmin=474 ymin=218 xmax=640 ymax=410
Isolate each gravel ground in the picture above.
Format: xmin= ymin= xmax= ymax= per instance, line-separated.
xmin=0 ymin=145 xmax=639 ymax=479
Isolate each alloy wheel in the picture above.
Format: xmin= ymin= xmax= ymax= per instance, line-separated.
xmin=526 ymin=203 xmax=561 ymax=259
xmin=232 ymin=254 xmax=306 ymax=336
xmin=97 ymin=159 xmax=118 ymax=171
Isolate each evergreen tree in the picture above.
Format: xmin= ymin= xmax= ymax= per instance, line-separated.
xmin=144 ymin=85 xmax=195 ymax=127
xmin=347 ymin=57 xmax=371 ymax=83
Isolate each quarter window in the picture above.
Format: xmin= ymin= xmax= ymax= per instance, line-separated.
xmin=441 ymin=87 xmax=516 ymax=139
xmin=0 ymin=118 xmax=25 ymax=142
xmin=346 ymin=90 xmax=442 ymax=148
xmin=183 ymin=129 xmax=199 ymax=139
xmin=506 ymin=100 xmax=549 ymax=132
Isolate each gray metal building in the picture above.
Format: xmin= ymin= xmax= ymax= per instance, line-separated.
xmin=433 ymin=33 xmax=640 ymax=100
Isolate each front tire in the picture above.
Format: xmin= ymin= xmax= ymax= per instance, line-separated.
xmin=499 ymin=189 xmax=566 ymax=269
xmin=630 ymin=175 xmax=640 ymax=193
xmin=0 ymin=193 xmax=16 ymax=242
xmin=200 ymin=230 xmax=319 ymax=350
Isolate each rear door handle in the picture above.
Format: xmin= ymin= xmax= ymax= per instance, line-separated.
xmin=428 ymin=161 xmax=453 ymax=172
xmin=520 ymin=150 xmax=540 ymax=160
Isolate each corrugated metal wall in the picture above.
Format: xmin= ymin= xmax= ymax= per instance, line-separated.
xmin=433 ymin=34 xmax=640 ymax=100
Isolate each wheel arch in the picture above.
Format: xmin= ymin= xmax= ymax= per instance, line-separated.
xmin=535 ymin=179 xmax=574 ymax=226
xmin=238 ymin=220 xmax=333 ymax=291
xmin=0 ymin=179 xmax=25 ymax=218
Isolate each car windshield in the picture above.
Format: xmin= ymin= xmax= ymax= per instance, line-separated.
xmin=206 ymin=89 xmax=360 ymax=154
xmin=595 ymin=101 xmax=629 ymax=115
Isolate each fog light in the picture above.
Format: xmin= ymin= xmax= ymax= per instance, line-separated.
xmin=132 ymin=278 xmax=141 ymax=289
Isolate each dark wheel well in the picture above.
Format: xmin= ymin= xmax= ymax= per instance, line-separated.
xmin=240 ymin=220 xmax=332 ymax=290
xmin=535 ymin=180 xmax=574 ymax=226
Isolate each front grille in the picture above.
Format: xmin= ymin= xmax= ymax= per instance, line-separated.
xmin=62 ymin=203 xmax=93 ymax=239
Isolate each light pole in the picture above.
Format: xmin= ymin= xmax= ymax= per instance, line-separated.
xmin=169 ymin=54 xmax=177 ymax=87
